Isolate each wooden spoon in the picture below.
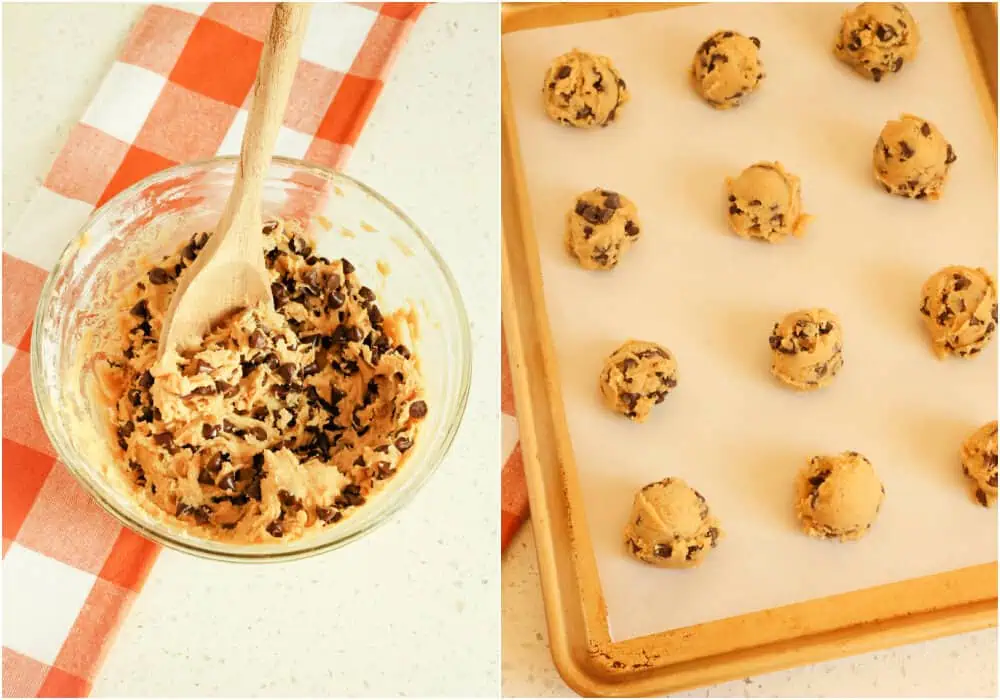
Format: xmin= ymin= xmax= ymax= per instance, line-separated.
xmin=158 ymin=3 xmax=311 ymax=358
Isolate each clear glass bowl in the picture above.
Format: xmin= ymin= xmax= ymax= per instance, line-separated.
xmin=32 ymin=157 xmax=472 ymax=562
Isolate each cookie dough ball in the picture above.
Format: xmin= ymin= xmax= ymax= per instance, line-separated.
xmin=834 ymin=3 xmax=920 ymax=82
xmin=919 ymin=266 xmax=997 ymax=358
xmin=962 ymin=421 xmax=998 ymax=507
xmin=599 ymin=340 xmax=677 ymax=422
xmin=726 ymin=162 xmax=810 ymax=242
xmin=691 ymin=30 xmax=764 ymax=109
xmin=873 ymin=115 xmax=956 ymax=200
xmin=542 ymin=49 xmax=630 ymax=128
xmin=566 ymin=188 xmax=641 ymax=270
xmin=624 ymin=478 xmax=722 ymax=568
xmin=769 ymin=309 xmax=844 ymax=390
xmin=796 ymin=452 xmax=885 ymax=541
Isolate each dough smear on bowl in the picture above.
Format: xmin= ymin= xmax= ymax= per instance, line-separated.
xmin=94 ymin=219 xmax=427 ymax=543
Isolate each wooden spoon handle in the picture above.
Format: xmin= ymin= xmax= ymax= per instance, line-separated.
xmin=239 ymin=3 xmax=312 ymax=191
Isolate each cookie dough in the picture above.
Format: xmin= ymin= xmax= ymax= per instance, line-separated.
xmin=565 ymin=188 xmax=641 ymax=270
xmin=542 ymin=49 xmax=630 ymax=128
xmin=97 ymin=219 xmax=426 ymax=543
xmin=919 ymin=265 xmax=997 ymax=358
xmin=599 ymin=340 xmax=678 ymax=422
xmin=873 ymin=114 xmax=956 ymax=200
xmin=834 ymin=3 xmax=920 ymax=82
xmin=769 ymin=309 xmax=844 ymax=390
xmin=795 ymin=452 xmax=885 ymax=541
xmin=962 ymin=421 xmax=998 ymax=507
xmin=691 ymin=30 xmax=764 ymax=109
xmin=624 ymin=477 xmax=722 ymax=568
xmin=726 ymin=162 xmax=810 ymax=242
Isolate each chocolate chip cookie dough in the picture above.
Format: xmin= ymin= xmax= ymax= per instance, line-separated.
xmin=919 ymin=265 xmax=997 ymax=358
xmin=565 ymin=188 xmax=641 ymax=270
xmin=542 ymin=49 xmax=630 ymax=128
xmin=624 ymin=478 xmax=722 ymax=568
xmin=795 ymin=452 xmax=885 ymax=541
xmin=726 ymin=162 xmax=810 ymax=242
xmin=873 ymin=115 xmax=956 ymax=200
xmin=599 ymin=340 xmax=678 ymax=422
xmin=96 ymin=219 xmax=426 ymax=543
xmin=691 ymin=30 xmax=764 ymax=109
xmin=834 ymin=3 xmax=920 ymax=82
xmin=769 ymin=309 xmax=843 ymax=390
xmin=962 ymin=421 xmax=998 ymax=507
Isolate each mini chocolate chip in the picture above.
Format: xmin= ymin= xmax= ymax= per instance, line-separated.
xmin=148 ymin=267 xmax=171 ymax=285
xmin=154 ymin=432 xmax=176 ymax=451
xmin=130 ymin=300 xmax=149 ymax=318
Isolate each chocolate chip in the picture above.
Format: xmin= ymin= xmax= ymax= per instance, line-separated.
xmin=871 ymin=67 xmax=883 ymax=82
xmin=262 ymin=221 xmax=278 ymax=235
xmin=148 ymin=267 xmax=171 ymax=285
xmin=729 ymin=204 xmax=743 ymax=216
xmin=603 ymin=193 xmax=621 ymax=210
xmin=975 ymin=489 xmax=989 ymax=507
xmin=750 ymin=36 xmax=760 ymax=48
xmin=368 ymin=306 xmax=384 ymax=327
xmin=920 ymin=122 xmax=931 ymax=137
xmin=341 ymin=258 xmax=356 ymax=274
xmin=576 ymin=106 xmax=593 ymax=121
xmin=686 ymin=545 xmax=702 ymax=561
xmin=202 ymin=423 xmax=220 ymax=439
xmin=277 ymin=363 xmax=297 ymax=383
xmin=624 ymin=221 xmax=639 ymax=237
xmin=175 ymin=502 xmax=191 ymax=518
xmin=315 ymin=506 xmax=337 ymax=523
xmin=409 ymin=400 xmax=428 ymax=420
xmin=654 ymin=543 xmax=672 ymax=558
xmin=154 ymin=432 xmax=176 ymax=452
xmin=556 ymin=65 xmax=571 ymax=79
xmin=198 ymin=468 xmax=214 ymax=485
xmin=266 ymin=521 xmax=284 ymax=538
xmin=250 ymin=426 xmax=268 ymax=442
xmin=898 ymin=140 xmax=914 ymax=160
xmin=875 ymin=24 xmax=897 ymax=41
xmin=395 ymin=435 xmax=412 ymax=452
xmin=945 ymin=144 xmax=957 ymax=165
xmin=130 ymin=300 xmax=149 ymax=318
xmin=809 ymin=469 xmax=831 ymax=488
xmin=249 ymin=330 xmax=268 ymax=349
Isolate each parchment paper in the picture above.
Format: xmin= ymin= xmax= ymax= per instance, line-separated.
xmin=503 ymin=2 xmax=997 ymax=642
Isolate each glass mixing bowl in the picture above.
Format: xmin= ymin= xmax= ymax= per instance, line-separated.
xmin=32 ymin=157 xmax=472 ymax=562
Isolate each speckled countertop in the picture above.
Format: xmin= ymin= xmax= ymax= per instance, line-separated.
xmin=503 ymin=524 xmax=997 ymax=697
xmin=3 ymin=3 xmax=499 ymax=696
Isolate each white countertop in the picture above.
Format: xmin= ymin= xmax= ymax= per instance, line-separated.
xmin=503 ymin=524 xmax=997 ymax=697
xmin=3 ymin=4 xmax=500 ymax=696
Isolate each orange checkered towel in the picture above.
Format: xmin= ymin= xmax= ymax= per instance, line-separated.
xmin=501 ymin=327 xmax=530 ymax=552
xmin=2 ymin=4 xmax=423 ymax=696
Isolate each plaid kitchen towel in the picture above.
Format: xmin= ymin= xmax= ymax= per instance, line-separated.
xmin=501 ymin=326 xmax=529 ymax=552
xmin=1 ymin=3 xmax=423 ymax=696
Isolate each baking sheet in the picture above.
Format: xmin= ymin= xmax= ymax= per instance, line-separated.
xmin=503 ymin=2 xmax=997 ymax=642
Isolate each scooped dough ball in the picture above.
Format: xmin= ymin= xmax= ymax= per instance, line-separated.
xmin=796 ymin=452 xmax=885 ymax=541
xmin=542 ymin=49 xmax=630 ymax=128
xmin=599 ymin=340 xmax=678 ymax=423
xmin=726 ymin=162 xmax=810 ymax=242
xmin=769 ymin=309 xmax=844 ymax=390
xmin=565 ymin=188 xmax=641 ymax=270
xmin=919 ymin=266 xmax=997 ymax=358
xmin=834 ymin=3 xmax=920 ymax=82
xmin=624 ymin=477 xmax=722 ymax=568
xmin=691 ymin=30 xmax=764 ymax=109
xmin=962 ymin=421 xmax=998 ymax=507
xmin=873 ymin=114 xmax=956 ymax=200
